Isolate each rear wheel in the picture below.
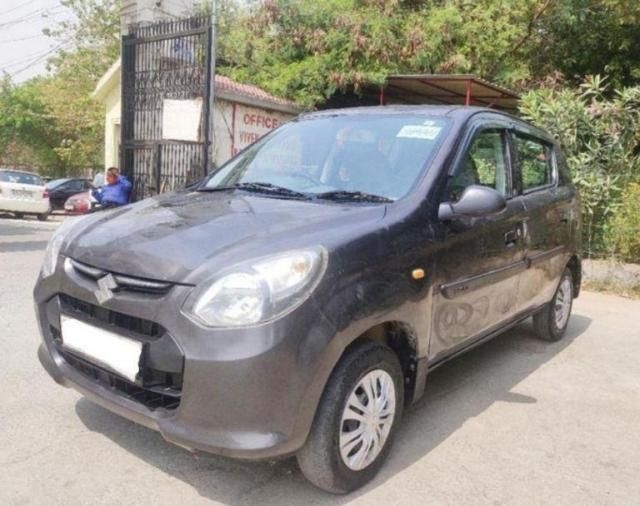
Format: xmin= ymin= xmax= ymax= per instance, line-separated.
xmin=14 ymin=212 xmax=24 ymax=219
xmin=533 ymin=268 xmax=573 ymax=342
xmin=37 ymin=212 xmax=49 ymax=221
xmin=297 ymin=341 xmax=404 ymax=494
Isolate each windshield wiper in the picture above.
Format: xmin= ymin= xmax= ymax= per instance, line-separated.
xmin=314 ymin=190 xmax=393 ymax=203
xmin=233 ymin=182 xmax=311 ymax=200
xmin=196 ymin=186 xmax=236 ymax=192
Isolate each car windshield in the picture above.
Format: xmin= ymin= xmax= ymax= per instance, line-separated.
xmin=203 ymin=114 xmax=449 ymax=201
xmin=0 ymin=170 xmax=42 ymax=186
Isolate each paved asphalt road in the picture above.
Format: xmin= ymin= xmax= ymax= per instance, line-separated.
xmin=1 ymin=216 xmax=639 ymax=506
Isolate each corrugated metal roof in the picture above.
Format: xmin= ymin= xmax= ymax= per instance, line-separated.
xmin=384 ymin=74 xmax=519 ymax=111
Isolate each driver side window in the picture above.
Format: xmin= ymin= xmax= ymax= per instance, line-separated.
xmin=447 ymin=129 xmax=509 ymax=201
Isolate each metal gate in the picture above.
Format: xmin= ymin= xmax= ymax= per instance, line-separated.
xmin=121 ymin=16 xmax=212 ymax=201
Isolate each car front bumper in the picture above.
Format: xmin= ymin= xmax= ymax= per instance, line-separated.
xmin=34 ymin=256 xmax=341 ymax=459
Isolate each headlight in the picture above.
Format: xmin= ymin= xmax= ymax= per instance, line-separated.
xmin=41 ymin=217 xmax=82 ymax=278
xmin=182 ymin=248 xmax=327 ymax=327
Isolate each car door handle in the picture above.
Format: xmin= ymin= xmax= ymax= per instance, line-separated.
xmin=505 ymin=229 xmax=519 ymax=246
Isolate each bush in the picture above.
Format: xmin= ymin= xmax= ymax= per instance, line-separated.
xmin=520 ymin=76 xmax=640 ymax=261
xmin=607 ymin=182 xmax=640 ymax=262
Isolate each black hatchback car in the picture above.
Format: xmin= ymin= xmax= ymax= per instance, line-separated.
xmin=34 ymin=106 xmax=581 ymax=493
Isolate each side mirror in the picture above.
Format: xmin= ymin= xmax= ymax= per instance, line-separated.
xmin=439 ymin=185 xmax=506 ymax=221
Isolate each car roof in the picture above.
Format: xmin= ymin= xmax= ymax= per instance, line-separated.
xmin=48 ymin=177 xmax=72 ymax=185
xmin=299 ymin=105 xmax=554 ymax=144
xmin=300 ymin=105 xmax=512 ymax=120
xmin=0 ymin=168 xmax=41 ymax=177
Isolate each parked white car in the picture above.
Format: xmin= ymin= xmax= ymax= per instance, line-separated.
xmin=0 ymin=169 xmax=51 ymax=221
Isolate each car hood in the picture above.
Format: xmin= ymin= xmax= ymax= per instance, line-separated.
xmin=63 ymin=191 xmax=387 ymax=283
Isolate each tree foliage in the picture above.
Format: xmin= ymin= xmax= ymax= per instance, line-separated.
xmin=530 ymin=0 xmax=640 ymax=88
xmin=608 ymin=182 xmax=640 ymax=262
xmin=218 ymin=0 xmax=640 ymax=106
xmin=0 ymin=77 xmax=62 ymax=169
xmin=0 ymin=0 xmax=120 ymax=175
xmin=521 ymin=76 xmax=640 ymax=258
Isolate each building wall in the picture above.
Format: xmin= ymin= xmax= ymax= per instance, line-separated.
xmin=103 ymin=84 xmax=121 ymax=169
xmin=101 ymin=91 xmax=294 ymax=173
xmin=122 ymin=0 xmax=194 ymax=31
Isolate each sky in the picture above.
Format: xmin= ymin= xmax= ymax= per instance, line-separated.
xmin=0 ymin=0 xmax=75 ymax=83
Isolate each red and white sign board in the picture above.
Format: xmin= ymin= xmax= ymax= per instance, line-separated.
xmin=213 ymin=101 xmax=296 ymax=168
xmin=231 ymin=103 xmax=291 ymax=156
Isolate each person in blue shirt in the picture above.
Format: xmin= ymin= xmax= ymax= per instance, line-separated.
xmin=92 ymin=167 xmax=132 ymax=207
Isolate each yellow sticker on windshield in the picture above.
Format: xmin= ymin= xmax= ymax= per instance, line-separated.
xmin=397 ymin=125 xmax=441 ymax=140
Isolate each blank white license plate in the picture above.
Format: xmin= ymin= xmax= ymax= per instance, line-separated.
xmin=61 ymin=316 xmax=143 ymax=382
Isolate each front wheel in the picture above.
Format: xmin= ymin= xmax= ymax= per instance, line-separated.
xmin=533 ymin=268 xmax=573 ymax=342
xmin=297 ymin=341 xmax=404 ymax=494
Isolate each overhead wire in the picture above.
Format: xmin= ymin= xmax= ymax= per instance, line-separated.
xmin=0 ymin=33 xmax=51 ymax=45
xmin=6 ymin=41 xmax=72 ymax=79
xmin=2 ymin=46 xmax=66 ymax=69
xmin=0 ymin=4 xmax=73 ymax=80
xmin=0 ymin=3 xmax=37 ymax=17
xmin=0 ymin=6 xmax=65 ymax=29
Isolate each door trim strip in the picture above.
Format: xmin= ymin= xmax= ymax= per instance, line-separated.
xmin=440 ymin=259 xmax=528 ymax=299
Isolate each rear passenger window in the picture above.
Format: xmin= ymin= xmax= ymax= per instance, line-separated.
xmin=514 ymin=134 xmax=553 ymax=191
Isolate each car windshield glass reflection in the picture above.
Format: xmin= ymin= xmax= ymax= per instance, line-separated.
xmin=203 ymin=114 xmax=449 ymax=201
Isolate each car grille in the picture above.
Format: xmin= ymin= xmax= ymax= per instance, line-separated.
xmin=50 ymin=323 xmax=182 ymax=411
xmin=68 ymin=258 xmax=173 ymax=295
xmin=61 ymin=349 xmax=181 ymax=410
xmin=59 ymin=293 xmax=163 ymax=339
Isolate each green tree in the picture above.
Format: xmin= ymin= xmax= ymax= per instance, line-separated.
xmin=218 ymin=0 xmax=640 ymax=106
xmin=529 ymin=0 xmax=640 ymax=89
xmin=520 ymin=76 xmax=640 ymax=258
xmin=0 ymin=77 xmax=63 ymax=172
xmin=0 ymin=0 xmax=120 ymax=175
xmin=42 ymin=0 xmax=121 ymax=173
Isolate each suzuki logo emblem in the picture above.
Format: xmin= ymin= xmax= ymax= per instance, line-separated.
xmin=94 ymin=274 xmax=118 ymax=304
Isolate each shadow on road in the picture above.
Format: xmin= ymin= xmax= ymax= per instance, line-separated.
xmin=75 ymin=314 xmax=591 ymax=504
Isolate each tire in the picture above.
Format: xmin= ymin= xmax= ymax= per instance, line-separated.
xmin=14 ymin=212 xmax=24 ymax=219
xmin=297 ymin=341 xmax=404 ymax=494
xmin=533 ymin=267 xmax=573 ymax=342
xmin=37 ymin=212 xmax=49 ymax=222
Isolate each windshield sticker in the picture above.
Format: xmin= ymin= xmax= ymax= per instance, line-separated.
xmin=422 ymin=120 xmax=437 ymax=126
xmin=397 ymin=125 xmax=442 ymax=140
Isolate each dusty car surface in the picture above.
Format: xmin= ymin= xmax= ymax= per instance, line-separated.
xmin=0 ymin=169 xmax=50 ymax=220
xmin=34 ymin=106 xmax=581 ymax=493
